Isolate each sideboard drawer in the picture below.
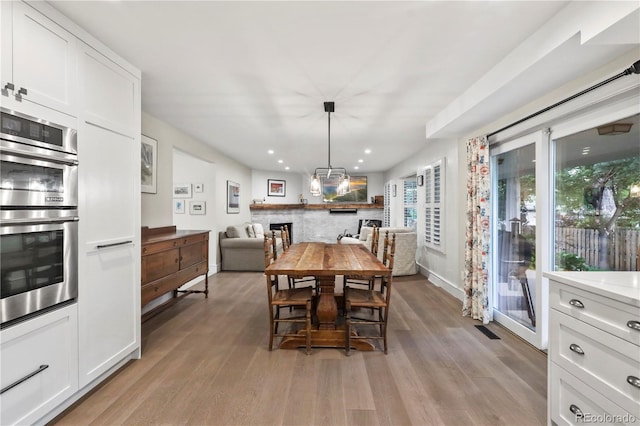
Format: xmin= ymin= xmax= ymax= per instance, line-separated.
xmin=550 ymin=282 xmax=640 ymax=346
xmin=550 ymin=362 xmax=636 ymax=426
xmin=550 ymin=309 xmax=640 ymax=414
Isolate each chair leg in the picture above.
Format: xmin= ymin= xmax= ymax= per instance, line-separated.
xmin=268 ymin=312 xmax=275 ymax=351
xmin=345 ymin=300 xmax=351 ymax=356
xmin=305 ymin=300 xmax=311 ymax=355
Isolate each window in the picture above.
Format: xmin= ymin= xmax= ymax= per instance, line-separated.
xmin=403 ymin=179 xmax=417 ymax=229
xmin=424 ymin=159 xmax=445 ymax=252
xmin=383 ymin=182 xmax=391 ymax=227
xmin=553 ymin=114 xmax=639 ymax=271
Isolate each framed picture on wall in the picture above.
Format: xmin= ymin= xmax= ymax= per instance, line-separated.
xmin=227 ymin=180 xmax=240 ymax=213
xmin=189 ymin=201 xmax=206 ymax=215
xmin=267 ymin=179 xmax=286 ymax=197
xmin=174 ymin=199 xmax=185 ymax=214
xmin=194 ymin=183 xmax=204 ymax=193
xmin=173 ymin=183 xmax=192 ymax=198
xmin=141 ymin=135 xmax=158 ymax=193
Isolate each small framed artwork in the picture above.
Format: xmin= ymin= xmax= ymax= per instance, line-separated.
xmin=268 ymin=179 xmax=286 ymax=197
xmin=194 ymin=183 xmax=204 ymax=193
xmin=417 ymin=174 xmax=424 ymax=186
xmin=227 ymin=180 xmax=240 ymax=214
xmin=173 ymin=183 xmax=192 ymax=198
xmin=174 ymin=199 xmax=185 ymax=214
xmin=189 ymin=201 xmax=206 ymax=215
xmin=141 ymin=135 xmax=158 ymax=194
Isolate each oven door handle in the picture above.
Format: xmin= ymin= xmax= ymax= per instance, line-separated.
xmin=0 ymin=144 xmax=78 ymax=165
xmin=1 ymin=216 xmax=79 ymax=225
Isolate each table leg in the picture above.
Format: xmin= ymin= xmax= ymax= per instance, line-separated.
xmin=316 ymin=275 xmax=338 ymax=330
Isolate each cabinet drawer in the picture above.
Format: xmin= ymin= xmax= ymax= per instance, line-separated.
xmin=550 ymin=362 xmax=637 ymax=426
xmin=0 ymin=305 xmax=78 ymax=426
xmin=178 ymin=233 xmax=208 ymax=247
xmin=550 ymin=282 xmax=640 ymax=346
xmin=141 ymin=239 xmax=181 ymax=256
xmin=141 ymin=248 xmax=179 ymax=283
xmin=550 ymin=309 xmax=640 ymax=414
xmin=180 ymin=241 xmax=206 ymax=269
xmin=141 ymin=260 xmax=207 ymax=306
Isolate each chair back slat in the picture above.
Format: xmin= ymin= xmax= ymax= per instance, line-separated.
xmin=371 ymin=225 xmax=380 ymax=256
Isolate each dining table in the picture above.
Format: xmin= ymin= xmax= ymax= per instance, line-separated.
xmin=264 ymin=242 xmax=391 ymax=351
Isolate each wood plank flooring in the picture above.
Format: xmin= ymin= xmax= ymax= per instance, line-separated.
xmin=52 ymin=273 xmax=547 ymax=426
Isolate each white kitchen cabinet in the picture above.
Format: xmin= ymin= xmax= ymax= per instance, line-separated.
xmin=77 ymin=42 xmax=141 ymax=387
xmin=545 ymin=272 xmax=640 ymax=426
xmin=0 ymin=304 xmax=79 ymax=426
xmin=0 ymin=1 xmax=77 ymax=117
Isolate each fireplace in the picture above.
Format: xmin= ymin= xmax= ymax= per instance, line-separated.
xmin=269 ymin=222 xmax=293 ymax=243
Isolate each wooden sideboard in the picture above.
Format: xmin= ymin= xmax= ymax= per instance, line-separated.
xmin=141 ymin=226 xmax=210 ymax=308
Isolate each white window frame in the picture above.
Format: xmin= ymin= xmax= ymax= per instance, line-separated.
xmin=423 ymin=158 xmax=445 ymax=253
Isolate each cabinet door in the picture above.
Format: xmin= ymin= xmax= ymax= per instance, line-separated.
xmin=0 ymin=305 xmax=78 ymax=426
xmin=79 ymin=42 xmax=137 ymax=137
xmin=180 ymin=242 xmax=207 ymax=269
xmin=77 ymin=45 xmax=140 ymax=385
xmin=78 ymin=122 xmax=140 ymax=387
xmin=4 ymin=1 xmax=77 ymax=116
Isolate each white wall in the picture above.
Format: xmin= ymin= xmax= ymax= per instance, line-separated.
xmin=172 ymin=149 xmax=216 ymax=271
xmin=385 ymin=140 xmax=461 ymax=299
xmin=141 ymin=111 xmax=252 ymax=268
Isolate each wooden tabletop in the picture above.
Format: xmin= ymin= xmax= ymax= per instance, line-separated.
xmin=265 ymin=242 xmax=389 ymax=277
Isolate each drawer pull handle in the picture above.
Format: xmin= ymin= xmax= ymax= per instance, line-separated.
xmin=569 ymin=343 xmax=585 ymax=355
xmin=0 ymin=365 xmax=49 ymax=395
xmin=97 ymin=240 xmax=133 ymax=250
xmin=569 ymin=299 xmax=584 ymax=309
xmin=627 ymin=376 xmax=640 ymax=389
xmin=627 ymin=320 xmax=640 ymax=331
xmin=569 ymin=404 xmax=583 ymax=418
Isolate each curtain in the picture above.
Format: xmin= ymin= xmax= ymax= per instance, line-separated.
xmin=463 ymin=136 xmax=491 ymax=324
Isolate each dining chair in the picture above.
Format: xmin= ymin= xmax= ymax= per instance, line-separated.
xmin=344 ymin=230 xmax=396 ymax=355
xmin=264 ymin=233 xmax=312 ymax=354
xmin=342 ymin=225 xmax=380 ymax=291
xmin=280 ymin=225 xmax=318 ymax=292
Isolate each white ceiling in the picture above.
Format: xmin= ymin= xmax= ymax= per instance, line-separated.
xmin=48 ymin=1 xmax=639 ymax=175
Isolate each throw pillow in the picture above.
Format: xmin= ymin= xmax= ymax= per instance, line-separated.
xmin=246 ymin=225 xmax=256 ymax=238
xmin=253 ymin=223 xmax=264 ymax=236
xmin=226 ymin=225 xmax=244 ymax=238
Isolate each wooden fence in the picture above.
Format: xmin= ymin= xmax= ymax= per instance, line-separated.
xmin=556 ymin=227 xmax=640 ymax=271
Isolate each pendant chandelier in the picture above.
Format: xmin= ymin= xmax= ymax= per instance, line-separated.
xmin=309 ymin=102 xmax=351 ymax=197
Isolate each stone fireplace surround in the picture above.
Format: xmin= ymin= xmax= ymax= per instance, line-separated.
xmin=250 ymin=204 xmax=383 ymax=243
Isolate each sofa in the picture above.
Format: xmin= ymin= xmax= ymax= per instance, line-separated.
xmin=219 ymin=223 xmax=282 ymax=271
xmin=341 ymin=226 xmax=417 ymax=276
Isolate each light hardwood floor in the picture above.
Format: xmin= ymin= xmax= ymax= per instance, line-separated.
xmin=52 ymin=273 xmax=547 ymax=426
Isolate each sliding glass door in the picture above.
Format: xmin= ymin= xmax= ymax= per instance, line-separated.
xmin=491 ymin=131 xmax=549 ymax=348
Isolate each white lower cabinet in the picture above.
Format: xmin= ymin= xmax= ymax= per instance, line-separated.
xmin=546 ymin=272 xmax=640 ymax=426
xmin=0 ymin=305 xmax=79 ymax=425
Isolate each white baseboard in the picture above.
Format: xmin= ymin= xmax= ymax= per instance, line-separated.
xmin=417 ymin=262 xmax=464 ymax=301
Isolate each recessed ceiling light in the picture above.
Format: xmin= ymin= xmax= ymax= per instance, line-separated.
xmin=285 ymin=166 xmax=290 ymax=170
xmin=358 ymin=159 xmax=363 ymax=163
xmin=364 ymin=149 xmax=371 ymax=154
xmin=354 ymin=166 xmax=359 ymax=170
xmin=278 ymin=159 xmax=283 ymax=163
xmin=267 ymin=150 xmax=274 ymax=154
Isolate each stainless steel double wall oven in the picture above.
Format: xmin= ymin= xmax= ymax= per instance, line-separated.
xmin=1 ymin=108 xmax=79 ymax=326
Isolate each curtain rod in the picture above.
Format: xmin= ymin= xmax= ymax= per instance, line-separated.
xmin=487 ymin=59 xmax=640 ymax=138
